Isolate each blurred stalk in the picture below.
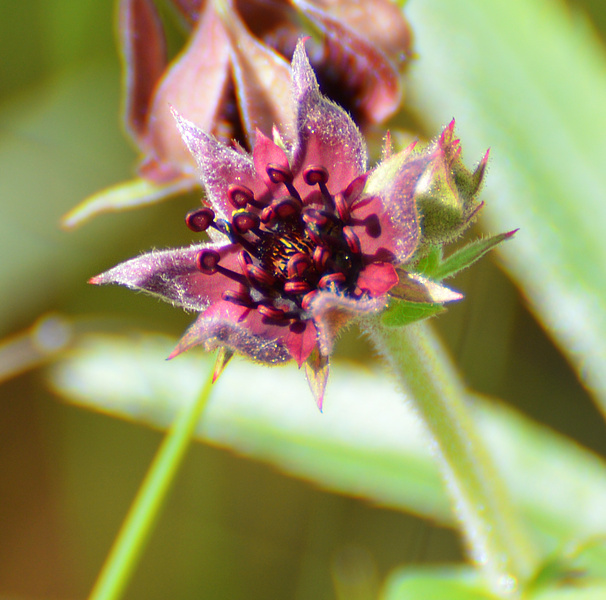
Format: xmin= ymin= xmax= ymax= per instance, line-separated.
xmin=0 ymin=313 xmax=72 ymax=383
xmin=88 ymin=363 xmax=215 ymax=600
xmin=364 ymin=320 xmax=538 ymax=596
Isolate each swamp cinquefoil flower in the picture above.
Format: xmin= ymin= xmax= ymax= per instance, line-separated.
xmin=91 ymin=41 xmax=494 ymax=409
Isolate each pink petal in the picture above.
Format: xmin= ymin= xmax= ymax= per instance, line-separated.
xmin=172 ymin=110 xmax=267 ymax=217
xmin=169 ymin=300 xmax=318 ymax=366
xmin=290 ymin=39 xmax=367 ymax=194
xmin=90 ymin=242 xmax=240 ymax=311
xmin=281 ymin=320 xmax=318 ymax=367
xmin=169 ymin=302 xmax=292 ymax=364
xmin=309 ymin=291 xmax=388 ymax=356
xmin=253 ymin=129 xmax=291 ymax=189
xmin=356 ymin=263 xmax=399 ymax=296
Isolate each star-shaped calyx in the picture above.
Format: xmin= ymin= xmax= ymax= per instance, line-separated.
xmin=91 ymin=40 xmax=493 ymax=409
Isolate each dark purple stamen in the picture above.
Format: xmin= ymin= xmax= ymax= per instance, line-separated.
xmin=196 ymin=249 xmax=247 ymax=285
xmin=272 ymin=197 xmax=302 ymax=220
xmin=245 ymin=264 xmax=276 ymax=288
xmin=303 ymin=208 xmax=330 ymax=229
xmin=266 ymin=163 xmax=293 ymax=184
xmin=222 ymin=287 xmax=254 ymax=307
xmin=284 ymin=280 xmax=311 ymax=295
xmin=232 ymin=210 xmax=261 ymax=235
xmin=227 ymin=184 xmax=255 ymax=209
xmin=303 ymin=165 xmax=333 ymax=210
xmin=334 ymin=192 xmax=349 ymax=221
xmin=186 ymin=207 xmax=215 ymax=232
xmin=190 ymin=153 xmax=372 ymax=320
xmin=196 ymin=249 xmax=220 ymax=274
xmin=303 ymin=165 xmax=329 ymax=186
xmin=266 ymin=163 xmax=301 ymax=200
xmin=318 ymin=272 xmax=346 ymax=289
xmin=286 ymin=253 xmax=312 ymax=278
xmin=257 ymin=303 xmax=288 ymax=321
xmin=313 ymin=246 xmax=330 ymax=270
xmin=342 ymin=226 xmax=361 ymax=254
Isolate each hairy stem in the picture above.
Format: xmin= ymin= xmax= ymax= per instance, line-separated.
xmin=363 ymin=319 xmax=538 ymax=596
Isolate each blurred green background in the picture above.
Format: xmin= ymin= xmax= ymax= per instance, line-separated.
xmin=2 ymin=1 xmax=606 ymax=599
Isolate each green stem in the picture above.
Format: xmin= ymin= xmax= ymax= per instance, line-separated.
xmin=88 ymin=365 xmax=215 ymax=600
xmin=364 ymin=320 xmax=538 ymax=596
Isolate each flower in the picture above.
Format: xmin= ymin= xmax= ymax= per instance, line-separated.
xmin=90 ymin=41 xmax=481 ymax=409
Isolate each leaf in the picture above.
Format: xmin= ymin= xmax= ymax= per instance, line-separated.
xmin=48 ymin=332 xmax=606 ymax=561
xmin=430 ymin=231 xmax=516 ymax=281
xmin=382 ymin=299 xmax=445 ymax=327
xmin=381 ymin=566 xmax=497 ymax=600
xmin=60 ymin=177 xmax=196 ymax=230
xmin=405 ymin=0 xmax=606 ymax=415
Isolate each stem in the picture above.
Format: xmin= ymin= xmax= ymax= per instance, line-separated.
xmin=364 ymin=320 xmax=538 ymax=596
xmin=88 ymin=365 xmax=215 ymax=600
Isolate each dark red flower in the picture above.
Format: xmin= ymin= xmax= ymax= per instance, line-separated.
xmin=91 ymin=41 xmax=469 ymax=408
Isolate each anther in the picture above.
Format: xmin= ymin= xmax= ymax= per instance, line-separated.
xmin=186 ymin=207 xmax=215 ymax=232
xmin=227 ymin=184 xmax=255 ymax=209
xmin=196 ymin=249 xmax=221 ymax=274
xmin=286 ymin=253 xmax=312 ymax=278
xmin=303 ymin=165 xmax=329 ymax=186
xmin=257 ymin=303 xmax=288 ymax=321
xmin=303 ymin=164 xmax=333 ymax=210
xmin=273 ymin=197 xmax=302 ymax=220
xmin=266 ymin=163 xmax=301 ymax=200
xmin=301 ymin=290 xmax=319 ymax=311
xmin=260 ymin=205 xmax=275 ymax=224
xmin=222 ymin=288 xmax=254 ymax=307
xmin=334 ymin=193 xmax=350 ymax=222
xmin=284 ymin=280 xmax=311 ymax=295
xmin=245 ymin=264 xmax=276 ymax=288
xmin=318 ymin=272 xmax=346 ymax=289
xmin=266 ymin=163 xmax=294 ymax=185
xmin=237 ymin=251 xmax=253 ymax=273
xmin=232 ymin=210 xmax=261 ymax=235
xmin=303 ymin=209 xmax=329 ymax=229
xmin=312 ymin=246 xmax=330 ymax=271
xmin=342 ymin=226 xmax=361 ymax=254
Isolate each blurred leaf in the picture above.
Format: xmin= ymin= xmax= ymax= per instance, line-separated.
xmin=405 ymin=0 xmax=606 ymax=414
xmin=61 ymin=177 xmax=196 ymax=230
xmin=49 ymin=332 xmax=606 ymax=559
xmin=380 ymin=566 xmax=496 ymax=600
xmin=531 ymin=584 xmax=606 ymax=600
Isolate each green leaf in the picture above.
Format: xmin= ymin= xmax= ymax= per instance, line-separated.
xmin=405 ymin=0 xmax=606 ymax=415
xmin=431 ymin=232 xmax=516 ymax=281
xmin=48 ymin=332 xmax=606 ymax=561
xmin=382 ymin=299 xmax=445 ymax=327
xmin=381 ymin=566 xmax=497 ymax=600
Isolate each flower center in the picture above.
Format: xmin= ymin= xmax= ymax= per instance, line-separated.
xmin=186 ymin=163 xmax=369 ymax=323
